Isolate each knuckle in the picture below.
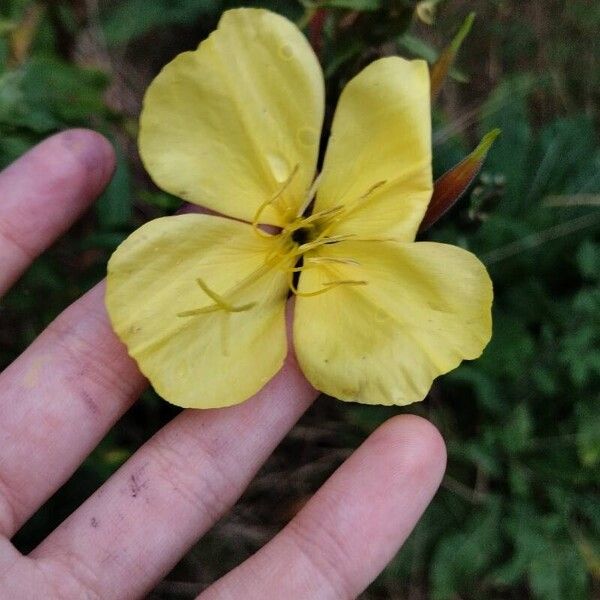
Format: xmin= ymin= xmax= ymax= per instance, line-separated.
xmin=34 ymin=554 xmax=103 ymax=600
xmin=286 ymin=515 xmax=355 ymax=600
xmin=148 ymin=429 xmax=235 ymax=524
xmin=0 ymin=217 xmax=35 ymax=263
xmin=44 ymin=310 xmax=135 ymax=414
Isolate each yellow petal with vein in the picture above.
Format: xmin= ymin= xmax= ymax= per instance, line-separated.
xmin=139 ymin=8 xmax=324 ymax=226
xmin=106 ymin=214 xmax=289 ymax=408
xmin=293 ymin=241 xmax=492 ymax=405
xmin=316 ymin=57 xmax=432 ymax=241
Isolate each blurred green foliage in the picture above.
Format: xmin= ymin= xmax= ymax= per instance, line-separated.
xmin=0 ymin=1 xmax=599 ymax=599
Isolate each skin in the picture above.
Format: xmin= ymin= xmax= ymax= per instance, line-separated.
xmin=0 ymin=130 xmax=447 ymax=600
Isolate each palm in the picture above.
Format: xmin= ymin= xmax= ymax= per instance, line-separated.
xmin=0 ymin=130 xmax=446 ymax=599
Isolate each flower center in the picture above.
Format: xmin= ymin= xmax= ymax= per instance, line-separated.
xmin=291 ymin=225 xmax=310 ymax=246
xmin=178 ymin=169 xmax=391 ymax=320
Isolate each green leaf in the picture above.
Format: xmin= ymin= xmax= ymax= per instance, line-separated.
xmin=398 ymin=32 xmax=438 ymax=62
xmin=502 ymin=508 xmax=590 ymax=600
xmin=317 ymin=0 xmax=381 ymax=9
xmin=139 ymin=190 xmax=182 ymax=212
xmin=576 ymin=240 xmax=600 ymax=280
xmin=0 ymin=57 xmax=110 ymax=132
xmin=430 ymin=501 xmax=503 ymax=599
xmin=500 ymin=404 xmax=533 ymax=454
xmin=399 ymin=33 xmax=468 ymax=82
xmin=101 ymin=0 xmax=221 ymax=44
xmin=480 ymin=75 xmax=535 ymax=213
xmin=0 ymin=19 xmax=16 ymax=36
xmin=576 ymin=403 xmax=600 ymax=467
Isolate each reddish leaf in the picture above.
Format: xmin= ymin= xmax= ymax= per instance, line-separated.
xmin=9 ymin=3 xmax=45 ymax=67
xmin=309 ymin=9 xmax=327 ymax=55
xmin=430 ymin=12 xmax=474 ymax=101
xmin=419 ymin=129 xmax=501 ymax=233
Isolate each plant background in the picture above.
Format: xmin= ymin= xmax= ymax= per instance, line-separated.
xmin=1 ymin=0 xmax=599 ymax=598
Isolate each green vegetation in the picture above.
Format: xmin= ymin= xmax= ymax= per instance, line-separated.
xmin=1 ymin=1 xmax=598 ymax=598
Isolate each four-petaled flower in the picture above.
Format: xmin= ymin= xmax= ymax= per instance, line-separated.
xmin=106 ymin=8 xmax=493 ymax=409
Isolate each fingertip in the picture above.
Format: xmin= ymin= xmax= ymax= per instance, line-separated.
xmin=53 ymin=129 xmax=116 ymax=195
xmin=370 ymin=414 xmax=447 ymax=486
xmin=201 ymin=412 xmax=447 ymax=599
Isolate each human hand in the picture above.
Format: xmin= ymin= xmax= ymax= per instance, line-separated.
xmin=0 ymin=130 xmax=446 ymax=599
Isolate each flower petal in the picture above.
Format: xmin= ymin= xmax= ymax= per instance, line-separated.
xmin=139 ymin=8 xmax=324 ymax=226
xmin=293 ymin=241 xmax=492 ymax=405
xmin=315 ymin=57 xmax=432 ymax=241
xmin=106 ymin=214 xmax=289 ymax=408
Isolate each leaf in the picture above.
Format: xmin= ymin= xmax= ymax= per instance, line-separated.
xmin=323 ymin=36 xmax=364 ymax=77
xmin=430 ymin=12 xmax=474 ymax=100
xmin=479 ymin=75 xmax=535 ymax=213
xmin=0 ymin=19 xmax=17 ymax=37
xmin=0 ymin=133 xmax=34 ymax=169
xmin=399 ymin=33 xmax=468 ymax=82
xmin=398 ymin=32 xmax=438 ymax=62
xmin=499 ymin=508 xmax=590 ymax=600
xmin=525 ymin=116 xmax=598 ymax=205
xmin=139 ymin=190 xmax=182 ymax=212
xmin=576 ymin=403 xmax=600 ymax=467
xmin=500 ymin=404 xmax=532 ymax=454
xmin=8 ymin=2 xmax=44 ymax=66
xmin=1 ymin=57 xmax=110 ymax=133
xmin=419 ymin=129 xmax=500 ymax=232
xmin=544 ymin=194 xmax=600 ymax=207
xmin=430 ymin=501 xmax=503 ymax=599
xmin=576 ymin=240 xmax=600 ymax=280
xmin=317 ymin=0 xmax=381 ymax=9
xmin=101 ymin=0 xmax=221 ymax=44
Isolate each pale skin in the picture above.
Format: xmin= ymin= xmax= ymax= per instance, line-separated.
xmin=0 ymin=129 xmax=447 ymax=599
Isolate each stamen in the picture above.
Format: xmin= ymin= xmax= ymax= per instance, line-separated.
xmin=179 ymin=174 xmax=393 ymax=320
xmin=305 ymin=256 xmax=360 ymax=266
xmin=348 ymin=235 xmax=397 ymax=243
xmin=296 ymin=172 xmax=323 ymax=217
xmin=324 ymin=279 xmax=368 ymax=288
xmin=286 ymin=257 xmax=360 ymax=274
xmin=315 ymin=180 xmax=388 ymax=240
xmin=252 ymin=164 xmax=300 ymax=238
xmin=293 ymin=233 xmax=357 ymax=256
xmin=177 ymin=277 xmax=257 ymax=317
xmin=300 ymin=204 xmax=345 ymax=226
xmin=287 ymin=270 xmax=368 ymax=297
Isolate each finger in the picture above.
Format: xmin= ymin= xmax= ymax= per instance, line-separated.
xmin=0 ymin=283 xmax=145 ymax=538
xmin=0 ymin=129 xmax=115 ymax=295
xmin=200 ymin=415 xmax=446 ymax=600
xmin=30 ymin=349 xmax=317 ymax=600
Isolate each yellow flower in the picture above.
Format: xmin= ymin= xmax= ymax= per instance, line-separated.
xmin=106 ymin=8 xmax=493 ymax=409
